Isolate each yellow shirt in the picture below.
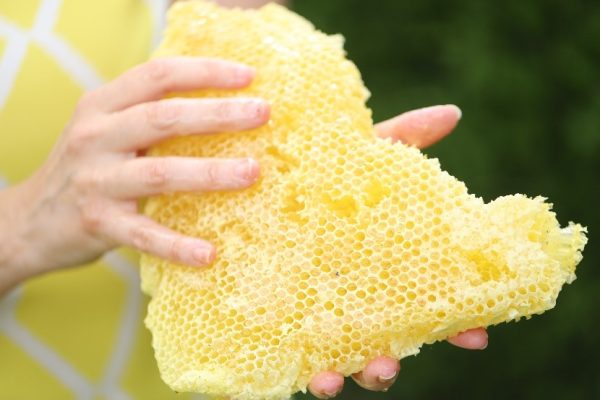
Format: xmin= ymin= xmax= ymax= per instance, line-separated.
xmin=0 ymin=1 xmax=201 ymax=398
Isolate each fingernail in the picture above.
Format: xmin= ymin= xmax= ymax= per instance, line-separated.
xmin=254 ymin=100 xmax=270 ymax=120
xmin=193 ymin=246 xmax=215 ymax=265
xmin=234 ymin=158 xmax=259 ymax=181
xmin=322 ymin=388 xmax=342 ymax=398
xmin=377 ymin=371 xmax=398 ymax=383
xmin=234 ymin=66 xmax=255 ymax=85
xmin=446 ymin=104 xmax=462 ymax=120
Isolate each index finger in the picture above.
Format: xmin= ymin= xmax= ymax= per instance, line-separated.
xmin=91 ymin=57 xmax=255 ymax=112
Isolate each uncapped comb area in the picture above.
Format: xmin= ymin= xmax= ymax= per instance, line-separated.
xmin=140 ymin=2 xmax=587 ymax=399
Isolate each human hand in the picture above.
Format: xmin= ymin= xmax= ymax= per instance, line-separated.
xmin=0 ymin=57 xmax=269 ymax=294
xmin=307 ymin=105 xmax=489 ymax=398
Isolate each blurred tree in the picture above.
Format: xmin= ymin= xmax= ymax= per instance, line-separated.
xmin=291 ymin=1 xmax=599 ymax=399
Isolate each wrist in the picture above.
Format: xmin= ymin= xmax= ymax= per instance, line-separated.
xmin=0 ymin=181 xmax=42 ymax=294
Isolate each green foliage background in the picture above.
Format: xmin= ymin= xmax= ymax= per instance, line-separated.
xmin=291 ymin=1 xmax=599 ymax=399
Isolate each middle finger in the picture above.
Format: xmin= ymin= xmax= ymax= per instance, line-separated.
xmin=105 ymin=97 xmax=270 ymax=152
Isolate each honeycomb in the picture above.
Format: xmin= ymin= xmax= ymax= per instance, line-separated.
xmin=140 ymin=2 xmax=588 ymax=399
